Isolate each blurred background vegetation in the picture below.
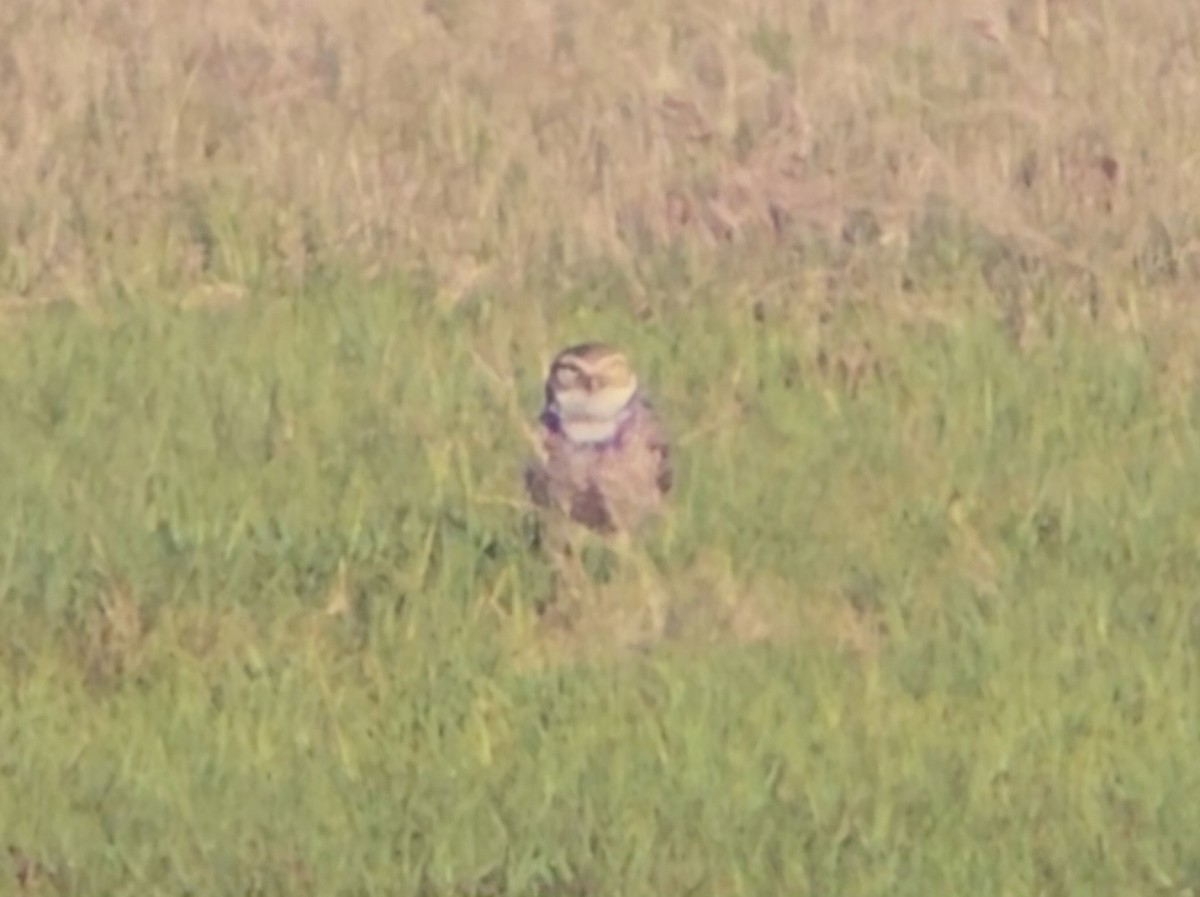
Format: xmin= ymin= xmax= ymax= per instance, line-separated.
xmin=1 ymin=1 xmax=1199 ymax=894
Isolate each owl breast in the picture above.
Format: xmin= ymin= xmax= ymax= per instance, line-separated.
xmin=527 ymin=398 xmax=671 ymax=535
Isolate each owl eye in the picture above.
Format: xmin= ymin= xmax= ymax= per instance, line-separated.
xmin=553 ymin=365 xmax=584 ymax=389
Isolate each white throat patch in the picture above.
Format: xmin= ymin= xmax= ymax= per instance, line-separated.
xmin=559 ymin=414 xmax=627 ymax=445
xmin=552 ymin=384 xmax=639 ymax=445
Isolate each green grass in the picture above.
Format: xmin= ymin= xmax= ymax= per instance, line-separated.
xmin=1 ymin=276 xmax=1198 ymax=895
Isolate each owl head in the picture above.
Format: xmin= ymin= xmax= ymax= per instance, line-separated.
xmin=543 ymin=343 xmax=639 ymax=443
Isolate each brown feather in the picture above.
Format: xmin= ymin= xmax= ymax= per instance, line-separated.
xmin=527 ymin=394 xmax=671 ymax=536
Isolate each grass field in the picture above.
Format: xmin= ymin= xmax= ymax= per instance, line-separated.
xmin=3 ymin=0 xmax=1200 ymax=894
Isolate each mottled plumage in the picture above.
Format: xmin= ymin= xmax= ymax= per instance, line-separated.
xmin=526 ymin=343 xmax=672 ymax=537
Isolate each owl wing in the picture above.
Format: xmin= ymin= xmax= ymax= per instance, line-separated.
xmin=524 ymin=460 xmax=551 ymax=508
xmin=653 ymin=436 xmax=673 ymax=496
xmin=639 ymin=402 xmax=673 ymax=497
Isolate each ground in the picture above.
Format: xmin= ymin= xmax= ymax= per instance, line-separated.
xmin=1 ymin=0 xmax=1198 ymax=894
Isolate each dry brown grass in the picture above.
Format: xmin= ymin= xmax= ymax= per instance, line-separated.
xmin=1 ymin=0 xmax=1198 ymax=325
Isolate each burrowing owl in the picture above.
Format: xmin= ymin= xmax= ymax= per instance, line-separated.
xmin=525 ymin=343 xmax=672 ymax=540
